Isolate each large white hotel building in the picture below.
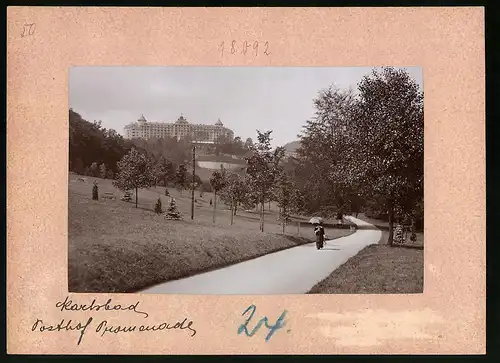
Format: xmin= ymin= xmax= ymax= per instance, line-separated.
xmin=124 ymin=114 xmax=234 ymax=144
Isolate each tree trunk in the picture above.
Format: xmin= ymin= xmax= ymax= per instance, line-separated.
xmin=230 ymin=198 xmax=234 ymax=225
xmin=191 ymin=145 xmax=196 ymax=220
xmin=269 ymin=201 xmax=271 ymax=211
xmin=258 ymin=202 xmax=262 ymax=232
xmin=388 ymin=200 xmax=394 ymax=246
xmin=212 ymin=191 xmax=217 ymax=223
xmin=262 ymin=201 xmax=265 ymax=232
xmin=135 ymin=187 xmax=138 ymax=208
xmin=281 ymin=207 xmax=286 ymax=235
xmin=260 ymin=200 xmax=265 ymax=232
xmin=234 ymin=203 xmax=237 ymax=216
xmin=282 ymin=212 xmax=286 ymax=235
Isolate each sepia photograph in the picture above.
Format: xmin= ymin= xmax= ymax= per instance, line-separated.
xmin=68 ymin=66 xmax=424 ymax=295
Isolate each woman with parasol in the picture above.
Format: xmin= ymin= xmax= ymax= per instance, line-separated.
xmin=309 ymin=217 xmax=325 ymax=250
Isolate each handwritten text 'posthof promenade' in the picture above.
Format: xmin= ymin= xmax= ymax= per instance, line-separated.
xmin=30 ymin=296 xmax=197 ymax=346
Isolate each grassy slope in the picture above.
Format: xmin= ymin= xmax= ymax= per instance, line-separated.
xmin=308 ymin=215 xmax=424 ymax=294
xmin=69 ymin=175 xmax=354 ymax=293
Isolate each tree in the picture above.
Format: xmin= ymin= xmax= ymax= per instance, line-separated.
xmin=294 ymin=67 xmax=423 ymax=245
xmin=219 ymin=172 xmax=247 ymax=225
xmin=233 ymin=136 xmax=243 ymax=147
xmin=106 ymin=169 xmax=115 ymax=180
xmin=90 ymin=162 xmax=99 ymax=177
xmin=69 ymin=109 xmax=134 ymax=177
xmin=244 ymin=137 xmax=254 ymax=150
xmin=231 ymin=136 xmax=247 ymax=155
xmin=166 ymin=160 xmax=177 ymax=185
xmin=73 ymin=158 xmax=85 ymax=175
xmin=192 ymin=174 xmax=203 ymax=189
xmin=292 ymin=188 xmax=306 ymax=215
xmin=92 ymin=181 xmax=99 ymax=200
xmin=276 ymin=173 xmax=298 ymax=234
xmin=201 ymin=181 xmax=212 ymax=194
xmin=214 ymin=135 xmax=233 ymax=155
xmin=155 ymin=156 xmax=174 ymax=186
xmin=296 ymin=86 xmax=358 ymax=216
xmin=99 ymin=163 xmax=107 ymax=179
xmin=350 ymin=67 xmax=423 ymax=245
xmin=129 ymin=136 xmax=190 ymax=168
xmin=113 ymin=148 xmax=156 ymax=208
xmin=236 ymin=175 xmax=258 ymax=211
xmin=209 ymin=170 xmax=226 ymax=223
xmin=164 ymin=198 xmax=182 ymax=220
xmin=175 ymin=164 xmax=188 ymax=195
xmin=245 ymin=130 xmax=285 ymax=232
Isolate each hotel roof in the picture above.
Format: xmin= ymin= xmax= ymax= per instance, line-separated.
xmin=126 ymin=114 xmax=229 ymax=128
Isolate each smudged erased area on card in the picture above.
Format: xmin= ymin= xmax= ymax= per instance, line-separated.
xmin=306 ymin=308 xmax=444 ymax=347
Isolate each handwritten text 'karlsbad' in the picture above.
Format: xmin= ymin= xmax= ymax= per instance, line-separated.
xmin=30 ymin=296 xmax=197 ymax=346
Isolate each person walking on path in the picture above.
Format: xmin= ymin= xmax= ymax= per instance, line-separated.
xmin=336 ymin=211 xmax=343 ymax=225
xmin=314 ymin=222 xmax=325 ymax=250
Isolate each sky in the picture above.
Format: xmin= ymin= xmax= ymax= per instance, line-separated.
xmin=69 ymin=66 xmax=423 ymax=147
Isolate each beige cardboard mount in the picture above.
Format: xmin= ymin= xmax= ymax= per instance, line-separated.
xmin=7 ymin=7 xmax=485 ymax=354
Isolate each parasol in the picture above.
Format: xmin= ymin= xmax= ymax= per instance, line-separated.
xmin=308 ymin=216 xmax=323 ymax=224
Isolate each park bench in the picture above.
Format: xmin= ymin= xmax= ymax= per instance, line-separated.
xmin=103 ymin=192 xmax=116 ymax=200
xmin=121 ymin=191 xmax=133 ymax=202
xmin=77 ymin=177 xmax=87 ymax=182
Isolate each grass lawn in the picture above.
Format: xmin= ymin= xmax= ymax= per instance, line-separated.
xmin=69 ymin=175 xmax=354 ymax=293
xmin=308 ymin=217 xmax=424 ymax=294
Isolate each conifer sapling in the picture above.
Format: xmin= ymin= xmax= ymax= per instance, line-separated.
xmin=92 ymin=181 xmax=99 ymax=200
xmin=164 ymin=198 xmax=182 ymax=220
xmin=154 ymin=197 xmax=163 ymax=214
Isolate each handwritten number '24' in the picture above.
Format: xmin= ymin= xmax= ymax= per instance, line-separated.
xmin=237 ymin=305 xmax=288 ymax=342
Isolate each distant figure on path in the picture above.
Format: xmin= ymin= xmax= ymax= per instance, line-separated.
xmin=314 ymin=223 xmax=325 ymax=250
xmin=336 ymin=212 xmax=343 ymax=225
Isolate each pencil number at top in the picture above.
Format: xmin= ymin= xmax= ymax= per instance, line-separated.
xmin=21 ymin=23 xmax=36 ymax=38
xmin=219 ymin=41 xmax=271 ymax=57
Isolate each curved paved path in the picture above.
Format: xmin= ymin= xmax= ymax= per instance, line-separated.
xmin=140 ymin=216 xmax=381 ymax=295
